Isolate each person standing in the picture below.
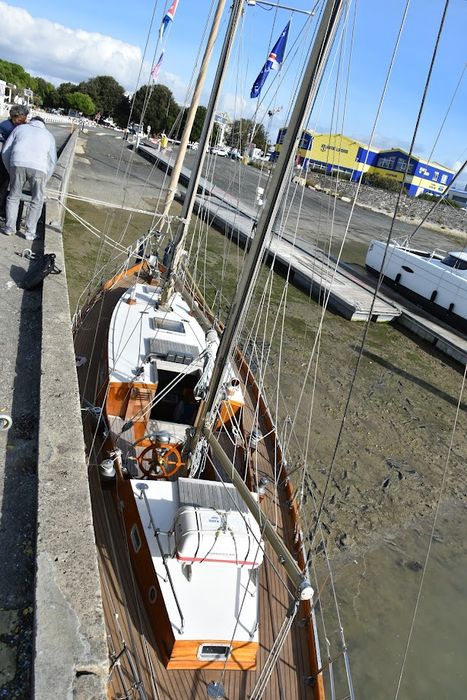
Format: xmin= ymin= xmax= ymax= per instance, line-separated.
xmin=1 ymin=116 xmax=56 ymax=240
xmin=0 ymin=105 xmax=29 ymax=217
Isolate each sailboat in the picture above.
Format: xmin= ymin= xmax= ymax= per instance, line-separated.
xmin=73 ymin=1 xmax=356 ymax=698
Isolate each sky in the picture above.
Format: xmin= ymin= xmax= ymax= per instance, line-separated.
xmin=0 ymin=0 xmax=466 ymax=183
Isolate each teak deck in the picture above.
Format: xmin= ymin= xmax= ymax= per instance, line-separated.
xmin=74 ymin=275 xmax=322 ymax=699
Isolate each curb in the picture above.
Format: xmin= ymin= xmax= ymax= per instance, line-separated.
xmin=33 ymin=129 xmax=108 ymax=699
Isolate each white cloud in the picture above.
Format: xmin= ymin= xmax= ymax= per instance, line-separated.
xmin=161 ymin=70 xmax=190 ymax=104
xmin=0 ymin=1 xmax=146 ymax=89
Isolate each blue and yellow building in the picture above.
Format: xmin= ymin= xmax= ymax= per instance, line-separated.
xmin=369 ymin=148 xmax=454 ymax=196
xmin=272 ymin=129 xmax=454 ymax=197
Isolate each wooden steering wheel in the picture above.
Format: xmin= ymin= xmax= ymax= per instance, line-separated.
xmin=137 ymin=443 xmax=184 ymax=478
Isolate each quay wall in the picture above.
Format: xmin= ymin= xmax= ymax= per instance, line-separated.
xmin=34 ymin=129 xmax=108 ymax=699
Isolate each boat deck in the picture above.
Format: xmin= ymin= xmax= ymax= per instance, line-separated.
xmin=74 ymin=275 xmax=321 ymax=699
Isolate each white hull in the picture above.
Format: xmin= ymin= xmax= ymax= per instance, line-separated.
xmin=366 ymin=240 xmax=467 ymax=330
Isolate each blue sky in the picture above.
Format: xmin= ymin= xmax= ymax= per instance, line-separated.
xmin=1 ymin=0 xmax=466 ymax=182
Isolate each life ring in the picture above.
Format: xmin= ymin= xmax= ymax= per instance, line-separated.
xmin=137 ymin=443 xmax=184 ymax=478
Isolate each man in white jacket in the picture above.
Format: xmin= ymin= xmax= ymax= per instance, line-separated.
xmin=1 ymin=116 xmax=56 ymax=240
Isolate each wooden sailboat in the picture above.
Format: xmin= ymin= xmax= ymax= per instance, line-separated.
xmin=74 ymin=1 xmax=354 ymax=698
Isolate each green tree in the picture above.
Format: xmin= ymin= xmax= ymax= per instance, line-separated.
xmin=226 ymin=119 xmax=267 ymax=152
xmin=57 ymin=82 xmax=77 ymax=109
xmin=132 ymin=84 xmax=179 ymax=135
xmin=0 ymin=59 xmax=36 ymax=90
xmin=66 ymin=92 xmax=96 ymax=116
xmin=178 ymin=105 xmax=207 ymax=142
xmin=34 ymin=77 xmax=59 ymax=108
xmin=77 ymin=75 xmax=125 ymax=116
xmin=113 ymin=95 xmax=131 ymax=128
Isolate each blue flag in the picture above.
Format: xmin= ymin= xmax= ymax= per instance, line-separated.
xmin=160 ymin=0 xmax=179 ymax=40
xmin=250 ymin=22 xmax=289 ymax=99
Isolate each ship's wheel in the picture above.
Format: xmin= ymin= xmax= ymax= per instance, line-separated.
xmin=137 ymin=443 xmax=184 ymax=478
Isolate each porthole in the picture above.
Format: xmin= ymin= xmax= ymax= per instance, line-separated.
xmin=148 ymin=586 xmax=157 ymax=604
xmin=130 ymin=524 xmax=142 ymax=553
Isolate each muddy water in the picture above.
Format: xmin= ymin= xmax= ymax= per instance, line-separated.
xmin=314 ymin=501 xmax=467 ymax=699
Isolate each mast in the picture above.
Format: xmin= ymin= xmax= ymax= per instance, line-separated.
xmin=161 ymin=0 xmax=245 ymax=305
xmin=199 ymin=0 xmax=346 ymax=427
xmin=159 ymin=0 xmax=229 ymax=223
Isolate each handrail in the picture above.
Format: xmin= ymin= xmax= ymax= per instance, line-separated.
xmin=135 ymin=484 xmax=185 ymax=634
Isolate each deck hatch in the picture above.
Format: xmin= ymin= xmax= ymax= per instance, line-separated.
xmin=148 ymin=338 xmax=199 ymax=365
xmin=152 ymin=318 xmax=185 ymax=333
xmin=178 ymin=478 xmax=249 ymax=513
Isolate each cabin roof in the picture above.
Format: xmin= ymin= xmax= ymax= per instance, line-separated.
xmin=132 ymin=478 xmax=261 ymax=642
xmin=108 ymin=286 xmax=206 ymax=385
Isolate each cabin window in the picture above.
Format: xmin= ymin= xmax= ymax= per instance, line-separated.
xmin=198 ymin=645 xmax=231 ymax=661
xmin=153 ymin=318 xmax=185 ymax=334
xmin=130 ymin=524 xmax=142 ymax=553
xmin=433 ymin=171 xmax=439 ymax=182
xmin=441 ymin=174 xmax=448 ymax=184
xmin=441 ymin=255 xmax=467 ymax=271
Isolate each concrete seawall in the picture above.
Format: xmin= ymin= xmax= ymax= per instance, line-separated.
xmin=34 ymin=129 xmax=108 ymax=699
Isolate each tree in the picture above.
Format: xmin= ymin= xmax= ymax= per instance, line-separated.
xmin=226 ymin=119 xmax=268 ymax=152
xmin=77 ymin=75 xmax=125 ymax=116
xmin=113 ymin=95 xmax=131 ymax=128
xmin=132 ymin=84 xmax=179 ymax=136
xmin=178 ymin=105 xmax=207 ymax=142
xmin=57 ymin=82 xmax=78 ymax=109
xmin=34 ymin=77 xmax=59 ymax=108
xmin=66 ymin=92 xmax=96 ymax=116
xmin=0 ymin=59 xmax=36 ymax=90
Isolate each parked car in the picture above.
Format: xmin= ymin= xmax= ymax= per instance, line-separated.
xmin=229 ymin=148 xmax=242 ymax=161
xmin=210 ymin=146 xmax=229 ymax=157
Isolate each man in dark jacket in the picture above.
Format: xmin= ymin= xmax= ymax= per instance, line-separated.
xmin=0 ymin=105 xmax=29 ymax=216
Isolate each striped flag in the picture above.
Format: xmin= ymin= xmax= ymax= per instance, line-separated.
xmin=151 ymin=51 xmax=164 ymax=81
xmin=160 ymin=0 xmax=179 ymax=39
xmin=250 ymin=22 xmax=289 ymax=99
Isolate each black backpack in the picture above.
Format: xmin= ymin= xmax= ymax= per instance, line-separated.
xmin=20 ymin=253 xmax=61 ymax=290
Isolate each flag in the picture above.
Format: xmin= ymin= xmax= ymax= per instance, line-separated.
xmin=160 ymin=0 xmax=179 ymax=39
xmin=250 ymin=21 xmax=289 ymax=99
xmin=151 ymin=51 xmax=164 ymax=81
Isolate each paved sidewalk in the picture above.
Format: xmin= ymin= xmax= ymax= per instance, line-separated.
xmin=0 ymin=224 xmax=44 ymax=698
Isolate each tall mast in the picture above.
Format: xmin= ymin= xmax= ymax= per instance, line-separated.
xmin=198 ymin=0 xmax=346 ymax=426
xmin=161 ymin=0 xmax=245 ymax=305
xmin=159 ymin=0 xmax=229 ymax=223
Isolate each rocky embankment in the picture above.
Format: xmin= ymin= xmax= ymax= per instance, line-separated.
xmin=303 ymin=172 xmax=467 ymax=238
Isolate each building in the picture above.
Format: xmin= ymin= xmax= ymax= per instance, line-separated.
xmin=272 ymin=129 xmax=454 ymax=197
xmin=369 ymin=148 xmax=454 ymax=196
xmin=445 ymin=185 xmax=467 ymax=209
xmin=272 ymin=130 xmax=379 ymax=181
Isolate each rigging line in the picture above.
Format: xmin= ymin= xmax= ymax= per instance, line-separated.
xmin=48 ymin=190 xmax=157 ymax=216
xmin=389 ymin=0 xmax=452 ymax=238
xmin=302 ymin=501 xmax=355 ymax=697
xmin=59 ymin=203 xmax=128 ymax=253
xmin=124 ymin=0 xmax=162 ymax=138
xmin=427 ymin=62 xmax=467 ymax=164
xmin=249 ymin=600 xmax=299 ymax=700
xmin=407 ymin=158 xmax=467 ymax=243
xmin=282 ymin=0 xmax=415 ymax=509
xmin=394 ymin=363 xmax=467 ymax=699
